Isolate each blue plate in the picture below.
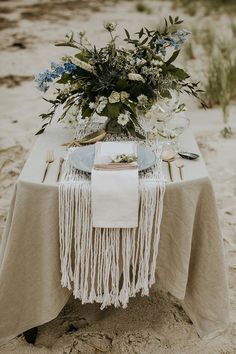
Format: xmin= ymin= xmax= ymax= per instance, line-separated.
xmin=68 ymin=144 xmax=156 ymax=173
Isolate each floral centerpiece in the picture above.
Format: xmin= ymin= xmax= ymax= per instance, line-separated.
xmin=35 ymin=16 xmax=205 ymax=137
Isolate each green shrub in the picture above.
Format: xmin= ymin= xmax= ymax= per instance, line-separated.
xmin=136 ymin=2 xmax=152 ymax=14
xmin=199 ymin=25 xmax=215 ymax=57
xmin=204 ymin=41 xmax=236 ymax=124
xmin=171 ymin=0 xmax=236 ymax=15
xmin=184 ymin=41 xmax=195 ymax=60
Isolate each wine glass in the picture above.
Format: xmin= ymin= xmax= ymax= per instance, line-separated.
xmin=156 ymin=113 xmax=190 ymax=152
xmin=155 ymin=89 xmax=180 ymax=122
xmin=136 ymin=109 xmax=157 ymax=147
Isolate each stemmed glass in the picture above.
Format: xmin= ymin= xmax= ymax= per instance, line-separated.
xmin=156 ymin=113 xmax=190 ymax=152
xmin=136 ymin=108 xmax=157 ymax=147
xmin=155 ymin=89 xmax=180 ymax=122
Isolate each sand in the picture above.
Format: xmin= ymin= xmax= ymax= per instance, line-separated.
xmin=0 ymin=0 xmax=236 ymax=353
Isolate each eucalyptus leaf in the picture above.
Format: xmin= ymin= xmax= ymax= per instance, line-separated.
xmin=124 ymin=29 xmax=130 ymax=39
xmin=82 ymin=105 xmax=93 ymax=118
xmin=55 ymin=42 xmax=79 ymax=49
xmin=167 ymin=65 xmax=190 ymax=80
xmin=107 ymin=102 xmax=122 ymax=119
xmin=165 ymin=50 xmax=180 ymax=66
xmin=35 ymin=128 xmax=46 ymax=135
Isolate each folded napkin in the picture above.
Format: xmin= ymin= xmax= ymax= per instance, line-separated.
xmin=93 ymin=163 xmax=137 ymax=170
xmin=91 ymin=142 xmax=139 ymax=228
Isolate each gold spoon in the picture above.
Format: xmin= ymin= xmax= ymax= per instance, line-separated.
xmin=175 ymin=158 xmax=184 ymax=180
xmin=161 ymin=150 xmax=175 ymax=182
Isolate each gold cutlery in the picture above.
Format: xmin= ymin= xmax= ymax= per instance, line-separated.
xmin=57 ymin=157 xmax=64 ymax=182
xmin=42 ymin=150 xmax=54 ymax=183
xmin=161 ymin=150 xmax=175 ymax=182
xmin=175 ymin=159 xmax=184 ymax=180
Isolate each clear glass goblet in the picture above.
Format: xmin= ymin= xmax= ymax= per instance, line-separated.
xmin=136 ymin=109 xmax=157 ymax=147
xmin=156 ymin=114 xmax=190 ymax=152
xmin=155 ymin=89 xmax=180 ymax=122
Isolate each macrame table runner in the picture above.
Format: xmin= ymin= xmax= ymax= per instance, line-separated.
xmin=59 ymin=134 xmax=166 ymax=309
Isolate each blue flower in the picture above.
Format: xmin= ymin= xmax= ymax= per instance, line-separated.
xmin=165 ymin=36 xmax=180 ymax=50
xmin=156 ymin=38 xmax=165 ymax=46
xmin=35 ymin=61 xmax=77 ymax=92
xmin=55 ymin=66 xmax=65 ymax=76
xmin=175 ymin=30 xmax=191 ymax=45
xmin=35 ymin=69 xmax=54 ymax=92
xmin=50 ymin=62 xmax=65 ymax=77
xmin=64 ymin=62 xmax=77 ymax=73
xmin=50 ymin=62 xmax=57 ymax=70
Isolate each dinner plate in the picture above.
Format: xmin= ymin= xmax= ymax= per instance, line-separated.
xmin=68 ymin=144 xmax=156 ymax=173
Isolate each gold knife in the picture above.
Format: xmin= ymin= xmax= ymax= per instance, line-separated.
xmin=57 ymin=157 xmax=64 ymax=182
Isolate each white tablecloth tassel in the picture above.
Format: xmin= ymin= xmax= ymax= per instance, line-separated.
xmin=59 ymin=149 xmax=165 ymax=309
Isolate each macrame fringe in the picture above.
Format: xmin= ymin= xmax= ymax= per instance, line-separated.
xmin=59 ymin=150 xmax=165 ymax=309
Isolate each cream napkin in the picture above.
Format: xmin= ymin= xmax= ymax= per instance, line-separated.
xmin=91 ymin=142 xmax=139 ymax=228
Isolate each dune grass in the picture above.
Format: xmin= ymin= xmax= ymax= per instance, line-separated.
xmin=181 ymin=17 xmax=236 ymax=131
xmin=171 ymin=0 xmax=236 ymax=15
xmin=184 ymin=41 xmax=195 ymax=60
xmin=204 ymin=39 xmax=236 ymax=127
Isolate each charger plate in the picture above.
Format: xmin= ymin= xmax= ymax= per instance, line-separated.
xmin=68 ymin=144 xmax=156 ymax=173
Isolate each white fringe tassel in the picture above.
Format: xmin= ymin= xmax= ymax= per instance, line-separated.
xmin=59 ymin=152 xmax=165 ymax=309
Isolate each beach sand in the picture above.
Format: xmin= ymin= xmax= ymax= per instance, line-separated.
xmin=0 ymin=1 xmax=236 ymax=353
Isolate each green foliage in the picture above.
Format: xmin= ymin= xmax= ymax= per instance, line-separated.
xmin=220 ymin=126 xmax=233 ymax=138
xmin=199 ymin=25 xmax=215 ymax=57
xmin=171 ymin=0 xmax=236 ymax=15
xmin=184 ymin=41 xmax=195 ymax=60
xmin=230 ymin=21 xmax=236 ymax=37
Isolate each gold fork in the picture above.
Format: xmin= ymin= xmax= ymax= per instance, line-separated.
xmin=42 ymin=150 xmax=54 ymax=183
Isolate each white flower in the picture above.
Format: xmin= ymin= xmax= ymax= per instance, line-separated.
xmin=117 ymin=112 xmax=130 ymax=126
xmin=128 ymin=58 xmax=135 ymax=66
xmin=128 ymin=73 xmax=145 ymax=83
xmin=89 ymin=102 xmax=96 ymax=109
xmin=151 ymin=59 xmax=158 ymax=66
xmin=70 ymin=56 xmax=95 ymax=73
xmin=104 ymin=22 xmax=117 ymax=32
xmin=108 ymin=91 xmax=120 ymax=104
xmin=120 ymin=91 xmax=130 ymax=102
xmin=98 ymin=96 xmax=107 ymax=102
xmin=137 ymin=94 xmax=148 ymax=105
xmin=97 ymin=102 xmax=106 ymax=113
xmin=136 ymin=58 xmax=147 ymax=66
xmin=96 ymin=97 xmax=108 ymax=114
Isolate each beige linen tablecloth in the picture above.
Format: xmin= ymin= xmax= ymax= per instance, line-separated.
xmin=0 ymin=125 xmax=230 ymax=344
